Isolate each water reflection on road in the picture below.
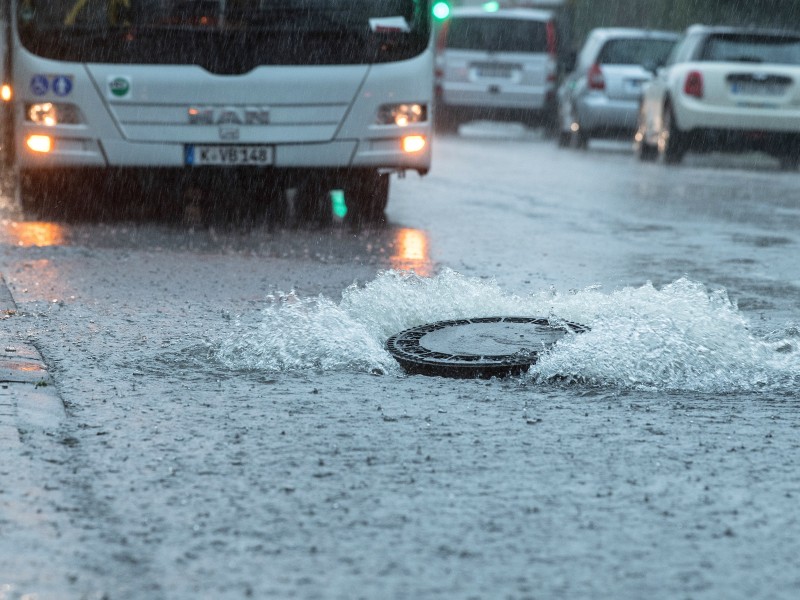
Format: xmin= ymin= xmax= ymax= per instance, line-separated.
xmin=390 ymin=227 xmax=431 ymax=276
xmin=4 ymin=221 xmax=66 ymax=247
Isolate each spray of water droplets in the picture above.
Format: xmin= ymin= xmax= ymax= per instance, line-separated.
xmin=211 ymin=269 xmax=799 ymax=392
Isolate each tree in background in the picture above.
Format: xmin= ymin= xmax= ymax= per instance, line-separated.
xmin=568 ymin=0 xmax=800 ymax=49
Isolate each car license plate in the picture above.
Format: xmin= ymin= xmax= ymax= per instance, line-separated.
xmin=730 ymin=82 xmax=785 ymax=96
xmin=185 ymin=145 xmax=273 ymax=166
xmin=477 ymin=66 xmax=512 ymax=78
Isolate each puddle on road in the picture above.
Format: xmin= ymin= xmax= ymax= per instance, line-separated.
xmin=209 ymin=269 xmax=799 ymax=393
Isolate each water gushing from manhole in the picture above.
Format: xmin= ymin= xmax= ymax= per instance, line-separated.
xmin=211 ymin=269 xmax=800 ymax=392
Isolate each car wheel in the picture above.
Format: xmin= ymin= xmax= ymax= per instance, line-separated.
xmin=343 ymin=170 xmax=389 ymax=228
xmin=556 ymin=103 xmax=572 ymax=147
xmin=635 ymin=105 xmax=658 ymax=162
xmin=575 ymin=127 xmax=589 ymax=150
xmin=637 ymin=134 xmax=659 ymax=161
xmin=659 ymin=105 xmax=687 ymax=165
xmin=637 ymin=139 xmax=658 ymax=162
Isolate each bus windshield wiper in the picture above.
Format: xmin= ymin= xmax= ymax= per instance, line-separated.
xmin=33 ymin=24 xmax=124 ymax=38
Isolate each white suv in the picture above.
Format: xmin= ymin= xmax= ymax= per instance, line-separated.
xmin=636 ymin=25 xmax=800 ymax=169
xmin=434 ymin=6 xmax=561 ymax=131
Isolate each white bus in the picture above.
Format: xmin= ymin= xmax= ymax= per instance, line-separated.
xmin=1 ymin=0 xmax=435 ymax=223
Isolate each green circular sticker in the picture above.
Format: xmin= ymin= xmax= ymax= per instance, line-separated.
xmin=109 ymin=77 xmax=130 ymax=97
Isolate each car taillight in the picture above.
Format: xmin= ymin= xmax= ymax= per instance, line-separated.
xmin=546 ymin=20 xmax=557 ymax=58
xmin=684 ymin=70 xmax=704 ymax=98
xmin=588 ymin=63 xmax=605 ymax=91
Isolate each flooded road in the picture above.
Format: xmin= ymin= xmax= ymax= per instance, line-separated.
xmin=1 ymin=125 xmax=799 ymax=599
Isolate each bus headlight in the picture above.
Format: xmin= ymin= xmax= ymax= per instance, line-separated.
xmin=26 ymin=102 xmax=83 ymax=126
xmin=402 ymin=135 xmax=426 ymax=153
xmin=26 ymin=134 xmax=53 ymax=153
xmin=1 ymin=85 xmax=12 ymax=102
xmin=377 ymin=103 xmax=427 ymax=127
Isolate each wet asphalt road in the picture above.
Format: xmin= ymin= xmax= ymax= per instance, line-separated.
xmin=0 ymin=124 xmax=799 ymax=599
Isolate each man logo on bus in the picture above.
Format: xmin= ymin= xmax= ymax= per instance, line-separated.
xmin=188 ymin=107 xmax=270 ymax=125
xmin=109 ymin=77 xmax=131 ymax=98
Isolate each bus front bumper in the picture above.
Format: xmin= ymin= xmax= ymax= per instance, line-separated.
xmin=17 ymin=135 xmax=432 ymax=173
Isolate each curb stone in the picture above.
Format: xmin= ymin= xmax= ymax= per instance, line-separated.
xmin=0 ymin=274 xmax=65 ymax=436
xmin=0 ymin=275 xmax=69 ymax=599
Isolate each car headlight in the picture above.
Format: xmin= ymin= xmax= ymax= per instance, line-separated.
xmin=377 ymin=103 xmax=427 ymax=126
xmin=26 ymin=102 xmax=83 ymax=126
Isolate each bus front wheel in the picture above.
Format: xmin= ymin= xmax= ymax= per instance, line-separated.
xmin=18 ymin=169 xmax=103 ymax=220
xmin=344 ymin=170 xmax=389 ymax=227
xmin=18 ymin=170 xmax=59 ymax=218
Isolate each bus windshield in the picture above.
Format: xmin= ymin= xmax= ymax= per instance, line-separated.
xmin=16 ymin=0 xmax=431 ymax=72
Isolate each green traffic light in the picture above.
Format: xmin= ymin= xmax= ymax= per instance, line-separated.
xmin=432 ymin=1 xmax=450 ymax=20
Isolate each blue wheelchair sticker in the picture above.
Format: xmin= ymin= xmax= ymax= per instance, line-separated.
xmin=30 ymin=75 xmax=49 ymax=96
xmin=52 ymin=76 xmax=73 ymax=97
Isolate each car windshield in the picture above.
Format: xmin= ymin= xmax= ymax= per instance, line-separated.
xmin=597 ymin=37 xmax=676 ymax=66
xmin=16 ymin=0 xmax=430 ymax=70
xmin=699 ymin=33 xmax=800 ymax=64
xmin=445 ymin=17 xmax=549 ymax=54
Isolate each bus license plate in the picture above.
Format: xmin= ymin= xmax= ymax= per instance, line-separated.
xmin=186 ymin=145 xmax=273 ymax=166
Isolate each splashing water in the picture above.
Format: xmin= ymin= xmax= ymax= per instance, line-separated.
xmin=212 ymin=270 xmax=799 ymax=392
xmin=530 ymin=279 xmax=799 ymax=392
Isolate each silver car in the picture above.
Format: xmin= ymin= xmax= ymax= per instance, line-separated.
xmin=435 ymin=6 xmax=561 ymax=132
xmin=557 ymin=28 xmax=679 ymax=148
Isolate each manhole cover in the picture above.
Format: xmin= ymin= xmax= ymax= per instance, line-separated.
xmin=386 ymin=316 xmax=588 ymax=379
